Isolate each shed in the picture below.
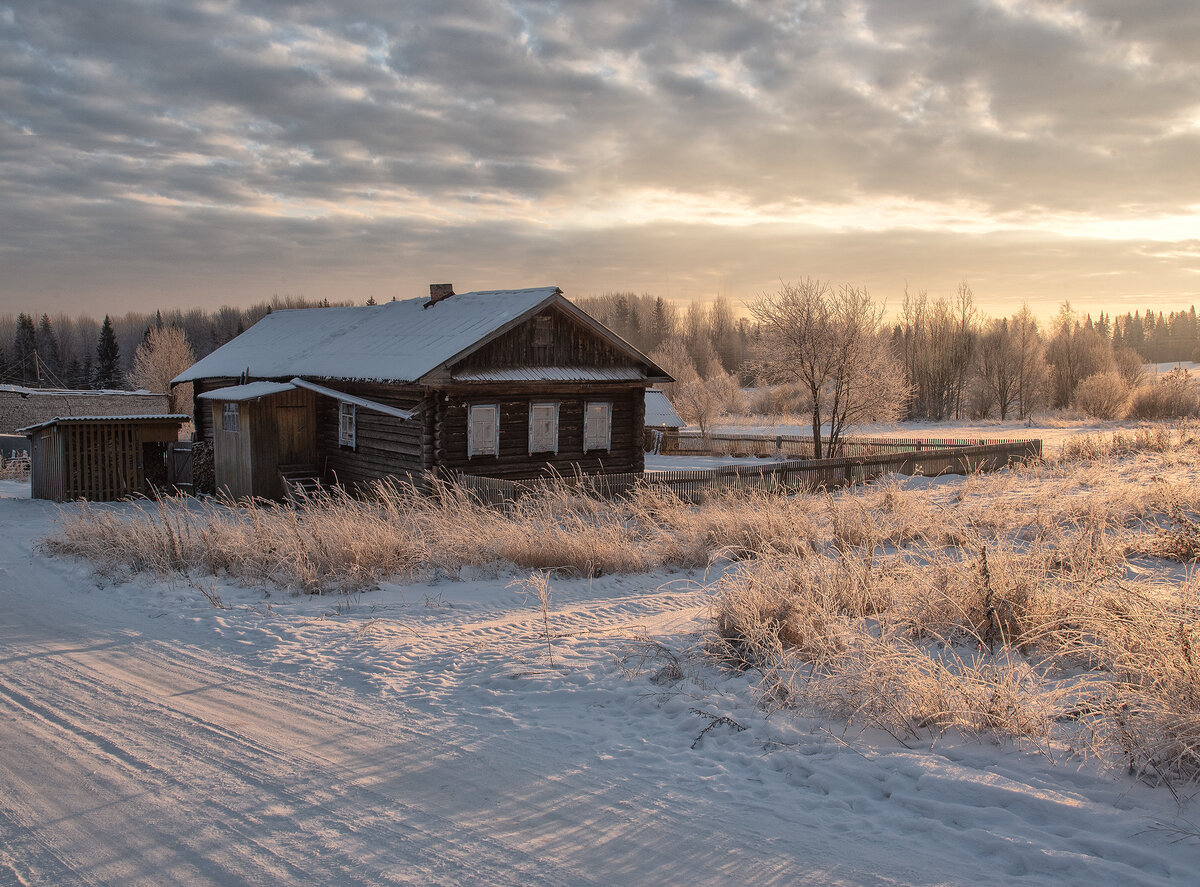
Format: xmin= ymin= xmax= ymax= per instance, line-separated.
xmin=174 ymin=285 xmax=671 ymax=498
xmin=21 ymin=415 xmax=189 ymax=502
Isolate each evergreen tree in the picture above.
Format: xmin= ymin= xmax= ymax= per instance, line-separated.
xmin=37 ymin=315 xmax=62 ymax=384
xmin=0 ymin=346 xmax=9 ymax=384
xmin=12 ymin=313 xmax=37 ymax=386
xmin=95 ymin=315 xmax=122 ymax=388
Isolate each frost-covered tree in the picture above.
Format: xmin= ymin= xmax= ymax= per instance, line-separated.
xmin=749 ymin=279 xmax=907 ymax=458
xmin=128 ymin=325 xmax=196 ymax=413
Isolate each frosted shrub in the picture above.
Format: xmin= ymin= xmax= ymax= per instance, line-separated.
xmin=1128 ymin=369 xmax=1200 ymax=420
xmin=1072 ymin=372 xmax=1129 ymax=420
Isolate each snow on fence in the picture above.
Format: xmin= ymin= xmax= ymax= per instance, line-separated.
xmin=455 ymin=439 xmax=1043 ymax=505
xmin=659 ymin=431 xmax=1036 ymax=459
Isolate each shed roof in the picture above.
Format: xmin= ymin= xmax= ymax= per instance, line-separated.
xmin=18 ymin=414 xmax=191 ymax=435
xmin=197 ymin=381 xmax=297 ymax=402
xmin=645 ymin=389 xmax=685 ymax=427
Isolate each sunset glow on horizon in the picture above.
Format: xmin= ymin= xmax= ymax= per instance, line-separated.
xmin=2 ymin=1 xmax=1198 ymax=321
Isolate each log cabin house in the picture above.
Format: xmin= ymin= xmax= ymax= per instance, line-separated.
xmin=172 ymin=285 xmax=671 ymax=499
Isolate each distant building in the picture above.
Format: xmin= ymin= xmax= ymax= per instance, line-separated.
xmin=0 ymin=385 xmax=171 ymax=440
xmin=643 ymin=388 xmax=685 ymax=454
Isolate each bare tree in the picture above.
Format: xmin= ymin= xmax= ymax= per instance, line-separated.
xmin=749 ymin=279 xmax=907 ymax=458
xmin=974 ymin=318 xmax=1020 ymax=419
xmin=1010 ymin=304 xmax=1047 ymax=419
xmin=1046 ymin=302 xmax=1114 ymax=408
xmin=128 ymin=325 xmax=196 ymax=414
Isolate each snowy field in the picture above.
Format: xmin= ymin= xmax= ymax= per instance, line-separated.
xmin=2 ymin=458 xmax=1198 ymax=885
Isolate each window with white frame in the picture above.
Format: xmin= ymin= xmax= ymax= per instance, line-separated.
xmin=468 ymin=404 xmax=499 ymax=457
xmin=528 ymin=402 xmax=559 ymax=453
xmin=584 ymin=401 xmax=612 ymax=451
xmin=338 ymin=402 xmax=356 ymax=447
xmin=222 ymin=402 xmax=239 ymax=433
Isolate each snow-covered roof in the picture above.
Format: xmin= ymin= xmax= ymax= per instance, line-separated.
xmin=1 ymin=385 xmax=159 ymax=397
xmin=645 ymin=389 xmax=684 ymax=427
xmin=18 ymin=414 xmax=190 ymax=434
xmin=173 ymin=287 xmax=570 ymax=385
xmin=197 ymin=381 xmax=297 ymax=402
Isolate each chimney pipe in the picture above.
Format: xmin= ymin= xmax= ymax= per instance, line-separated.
xmin=425 ymin=283 xmax=454 ymax=308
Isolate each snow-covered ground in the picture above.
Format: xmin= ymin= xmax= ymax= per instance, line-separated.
xmin=1 ymin=472 xmax=1197 ymax=885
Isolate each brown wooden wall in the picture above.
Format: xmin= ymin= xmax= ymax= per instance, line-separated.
xmin=314 ymin=381 xmax=428 ymax=488
xmin=211 ymin=389 xmax=317 ymax=499
xmin=435 ymin=385 xmax=646 ymax=479
xmin=28 ymin=419 xmax=182 ymax=501
xmin=455 ymin=307 xmax=641 ymax=372
xmin=212 ymin=400 xmax=253 ymax=498
xmin=192 ymin=377 xmax=238 ymax=444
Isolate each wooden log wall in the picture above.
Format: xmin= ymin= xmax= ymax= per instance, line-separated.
xmin=435 ymin=386 xmax=644 ymax=479
xmin=455 ymin=308 xmax=640 ymax=371
xmin=192 ymin=377 xmax=238 ymax=444
xmin=315 ymin=381 xmax=427 ymax=489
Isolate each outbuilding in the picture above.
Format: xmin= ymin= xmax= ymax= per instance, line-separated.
xmin=21 ymin=415 xmax=189 ymax=501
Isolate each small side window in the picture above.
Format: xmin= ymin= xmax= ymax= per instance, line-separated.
xmin=339 ymin=402 xmax=356 ymax=448
xmin=468 ymin=404 xmax=499 ymax=457
xmin=584 ymin=401 xmax=611 ymax=451
xmin=528 ymin=402 xmax=559 ymax=453
xmin=222 ymin=402 xmax=239 ymax=433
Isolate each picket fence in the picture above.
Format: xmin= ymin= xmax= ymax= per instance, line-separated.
xmin=454 ymin=438 xmax=1043 ymax=505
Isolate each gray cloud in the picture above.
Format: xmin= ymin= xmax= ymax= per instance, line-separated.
xmin=1 ymin=0 xmax=1199 ymax=315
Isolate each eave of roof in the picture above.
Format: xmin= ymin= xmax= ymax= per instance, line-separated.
xmin=18 ymin=414 xmax=191 ymax=435
xmin=197 ymin=381 xmax=297 ymax=402
xmin=450 ymin=367 xmax=647 ymax=383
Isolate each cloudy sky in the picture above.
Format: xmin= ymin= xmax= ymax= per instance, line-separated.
xmin=2 ymin=0 xmax=1198 ymax=319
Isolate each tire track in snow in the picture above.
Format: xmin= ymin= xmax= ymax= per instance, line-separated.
xmin=0 ymin=629 xmax=601 ymax=886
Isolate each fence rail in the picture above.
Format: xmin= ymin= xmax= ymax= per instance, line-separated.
xmin=455 ymin=439 xmax=1043 ymax=505
xmin=657 ymin=431 xmax=1035 ymax=459
xmin=0 ymin=451 xmax=31 ymax=479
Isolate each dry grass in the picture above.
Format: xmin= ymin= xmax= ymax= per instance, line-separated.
xmin=708 ymin=422 xmax=1200 ymax=786
xmin=43 ymin=421 xmax=1200 ymax=785
xmin=0 ymin=453 xmax=30 ymax=480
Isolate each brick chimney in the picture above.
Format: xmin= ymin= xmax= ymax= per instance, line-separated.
xmin=425 ymin=283 xmax=454 ymax=308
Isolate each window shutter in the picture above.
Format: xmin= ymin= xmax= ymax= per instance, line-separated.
xmin=528 ymin=402 xmax=559 ymax=453
xmin=584 ymin=402 xmax=611 ymax=451
xmin=469 ymin=404 xmax=499 ymax=457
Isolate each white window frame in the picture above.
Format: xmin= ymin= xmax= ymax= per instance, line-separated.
xmin=468 ymin=403 xmax=499 ymax=458
xmin=584 ymin=401 xmax=612 ymax=451
xmin=222 ymin=402 xmax=239 ymax=433
xmin=528 ymin=401 xmax=560 ymax=454
xmin=339 ymin=401 xmax=356 ymax=448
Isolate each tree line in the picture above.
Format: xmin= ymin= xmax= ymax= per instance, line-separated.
xmin=3 ymin=287 xmax=1194 ymax=446
xmin=0 ymin=296 xmax=340 ymax=391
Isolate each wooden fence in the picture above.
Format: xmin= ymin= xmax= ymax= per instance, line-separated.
xmin=659 ymin=431 xmax=1037 ymax=459
xmin=455 ymin=438 xmax=1043 ymax=505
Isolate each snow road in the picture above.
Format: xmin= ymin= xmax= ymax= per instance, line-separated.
xmin=0 ymin=487 xmax=1193 ymax=885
